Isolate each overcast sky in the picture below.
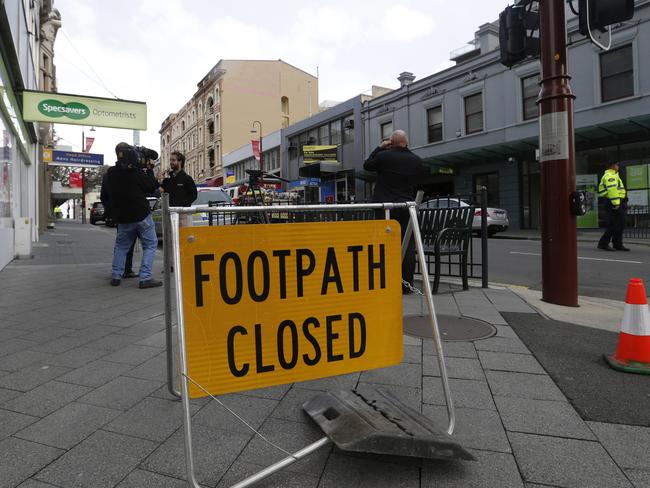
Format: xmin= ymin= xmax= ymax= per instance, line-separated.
xmin=52 ymin=0 xmax=509 ymax=163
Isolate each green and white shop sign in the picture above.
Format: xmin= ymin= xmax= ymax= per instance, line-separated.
xmin=576 ymin=174 xmax=599 ymax=229
xmin=22 ymin=90 xmax=147 ymax=130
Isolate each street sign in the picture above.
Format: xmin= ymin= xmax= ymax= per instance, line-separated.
xmin=22 ymin=90 xmax=147 ymax=130
xmin=178 ymin=220 xmax=403 ymax=398
xmin=43 ymin=149 xmax=104 ymax=167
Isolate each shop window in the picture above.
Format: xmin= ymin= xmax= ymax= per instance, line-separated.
xmin=600 ymin=44 xmax=633 ymax=103
xmin=426 ymin=106 xmax=443 ymax=143
xmin=380 ymin=121 xmax=393 ymax=141
xmin=521 ymin=74 xmax=540 ymax=120
xmin=474 ymin=172 xmax=499 ymax=207
xmin=464 ymin=93 xmax=483 ymax=134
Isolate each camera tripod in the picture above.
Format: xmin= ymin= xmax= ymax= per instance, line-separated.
xmin=236 ymin=169 xmax=290 ymax=224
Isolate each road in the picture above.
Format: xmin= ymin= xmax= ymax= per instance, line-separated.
xmin=483 ymin=237 xmax=649 ymax=300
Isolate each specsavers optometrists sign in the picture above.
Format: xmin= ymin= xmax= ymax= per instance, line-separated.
xmin=21 ymin=90 xmax=147 ymax=130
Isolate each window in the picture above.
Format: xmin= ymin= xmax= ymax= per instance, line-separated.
xmin=181 ymin=120 xmax=185 ymax=132
xmin=281 ymin=96 xmax=289 ymax=114
xmin=426 ymin=106 xmax=443 ymax=143
xmin=473 ymin=172 xmax=499 ymax=207
xmin=600 ymin=44 xmax=633 ymax=103
xmin=318 ymin=124 xmax=329 ymax=144
xmin=464 ymin=93 xmax=483 ymax=134
xmin=330 ymin=120 xmax=342 ymax=145
xmin=521 ymin=74 xmax=540 ymax=120
xmin=343 ymin=116 xmax=354 ymax=143
xmin=380 ymin=121 xmax=393 ymax=141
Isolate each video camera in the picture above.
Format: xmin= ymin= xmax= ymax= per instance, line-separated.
xmin=116 ymin=142 xmax=159 ymax=170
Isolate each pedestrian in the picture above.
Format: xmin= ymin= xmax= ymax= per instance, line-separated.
xmin=161 ymin=151 xmax=197 ymax=209
xmin=105 ymin=142 xmax=162 ymax=288
xmin=101 ymin=172 xmax=138 ymax=279
xmin=364 ymin=130 xmax=429 ymax=294
xmin=597 ymin=162 xmax=629 ymax=252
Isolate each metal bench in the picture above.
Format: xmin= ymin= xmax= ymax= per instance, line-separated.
xmin=418 ymin=206 xmax=474 ymax=293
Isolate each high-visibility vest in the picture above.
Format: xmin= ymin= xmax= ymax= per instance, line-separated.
xmin=598 ymin=169 xmax=626 ymax=206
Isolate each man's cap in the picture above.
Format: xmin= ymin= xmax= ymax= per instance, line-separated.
xmin=115 ymin=142 xmax=131 ymax=157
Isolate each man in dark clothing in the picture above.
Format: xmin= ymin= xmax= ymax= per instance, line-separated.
xmin=161 ymin=151 xmax=197 ymax=207
xmin=364 ymin=130 xmax=428 ymax=293
xmin=106 ymin=142 xmax=161 ymax=289
xmin=101 ymin=173 xmax=138 ymax=279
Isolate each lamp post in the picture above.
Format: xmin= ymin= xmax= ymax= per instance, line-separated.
xmin=251 ymin=120 xmax=263 ymax=171
xmin=80 ymin=126 xmax=95 ymax=224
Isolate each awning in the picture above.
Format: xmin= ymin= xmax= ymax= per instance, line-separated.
xmin=298 ymin=162 xmax=342 ymax=177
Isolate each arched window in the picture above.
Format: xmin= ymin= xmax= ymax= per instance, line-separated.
xmin=207 ymin=97 xmax=214 ymax=114
xmin=281 ymin=96 xmax=289 ymax=115
xmin=181 ymin=120 xmax=185 ymax=132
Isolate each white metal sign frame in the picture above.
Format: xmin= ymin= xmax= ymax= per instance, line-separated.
xmin=166 ymin=201 xmax=456 ymax=488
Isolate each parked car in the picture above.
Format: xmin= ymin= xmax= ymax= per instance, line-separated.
xmin=152 ymin=188 xmax=233 ymax=239
xmin=421 ymin=197 xmax=509 ymax=236
xmin=89 ymin=202 xmax=106 ymax=225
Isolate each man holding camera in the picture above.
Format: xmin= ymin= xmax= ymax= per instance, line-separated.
xmin=364 ymin=130 xmax=428 ymax=294
xmin=105 ymin=142 xmax=162 ymax=288
xmin=161 ymin=151 xmax=197 ymax=208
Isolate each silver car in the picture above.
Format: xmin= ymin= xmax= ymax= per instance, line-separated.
xmin=152 ymin=188 xmax=234 ymax=239
xmin=421 ymin=197 xmax=509 ymax=236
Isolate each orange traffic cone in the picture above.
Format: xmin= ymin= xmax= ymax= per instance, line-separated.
xmin=604 ymin=278 xmax=650 ymax=375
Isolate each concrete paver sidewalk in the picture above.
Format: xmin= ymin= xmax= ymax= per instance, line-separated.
xmin=0 ymin=221 xmax=647 ymax=488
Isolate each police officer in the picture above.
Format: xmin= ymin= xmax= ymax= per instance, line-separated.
xmin=597 ymin=162 xmax=629 ymax=252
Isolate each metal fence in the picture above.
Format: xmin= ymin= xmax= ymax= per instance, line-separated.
xmin=198 ymin=191 xmax=489 ymax=287
xmin=625 ymin=205 xmax=650 ymax=239
xmin=415 ymin=189 xmax=489 ymax=288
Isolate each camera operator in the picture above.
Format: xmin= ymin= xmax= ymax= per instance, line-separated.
xmin=105 ymin=142 xmax=162 ymax=289
xmin=161 ymin=151 xmax=197 ymax=208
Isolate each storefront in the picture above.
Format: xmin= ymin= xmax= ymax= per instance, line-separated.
xmin=0 ymin=58 xmax=35 ymax=269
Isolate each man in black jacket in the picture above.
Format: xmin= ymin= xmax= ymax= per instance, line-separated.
xmin=106 ymin=142 xmax=161 ymax=289
xmin=101 ymin=173 xmax=138 ymax=279
xmin=161 ymin=151 xmax=197 ymax=208
xmin=364 ymin=130 xmax=428 ymax=293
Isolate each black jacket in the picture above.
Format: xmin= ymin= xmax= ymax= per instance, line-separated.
xmin=102 ymin=164 xmax=158 ymax=224
xmin=161 ymin=170 xmax=197 ymax=207
xmin=363 ymin=146 xmax=428 ymax=202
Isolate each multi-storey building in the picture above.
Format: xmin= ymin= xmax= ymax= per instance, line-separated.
xmin=159 ymin=59 xmax=318 ymax=185
xmin=0 ymin=0 xmax=59 ymax=269
xmin=275 ymin=1 xmax=650 ymax=230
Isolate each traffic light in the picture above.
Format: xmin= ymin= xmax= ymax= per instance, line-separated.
xmin=579 ymin=0 xmax=635 ymax=36
xmin=499 ymin=5 xmax=540 ymax=68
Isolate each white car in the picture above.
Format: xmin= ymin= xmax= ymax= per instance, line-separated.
xmin=421 ymin=197 xmax=509 ymax=236
xmin=152 ymin=188 xmax=234 ymax=239
xmin=191 ymin=188 xmax=234 ymax=226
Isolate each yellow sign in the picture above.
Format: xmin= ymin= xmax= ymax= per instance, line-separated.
xmin=43 ymin=149 xmax=52 ymax=162
xmin=179 ymin=220 xmax=403 ymax=397
xmin=303 ymin=145 xmax=339 ymax=164
xmin=22 ymin=90 xmax=147 ymax=130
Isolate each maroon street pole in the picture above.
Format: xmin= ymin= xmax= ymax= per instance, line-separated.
xmin=537 ymin=0 xmax=578 ymax=306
